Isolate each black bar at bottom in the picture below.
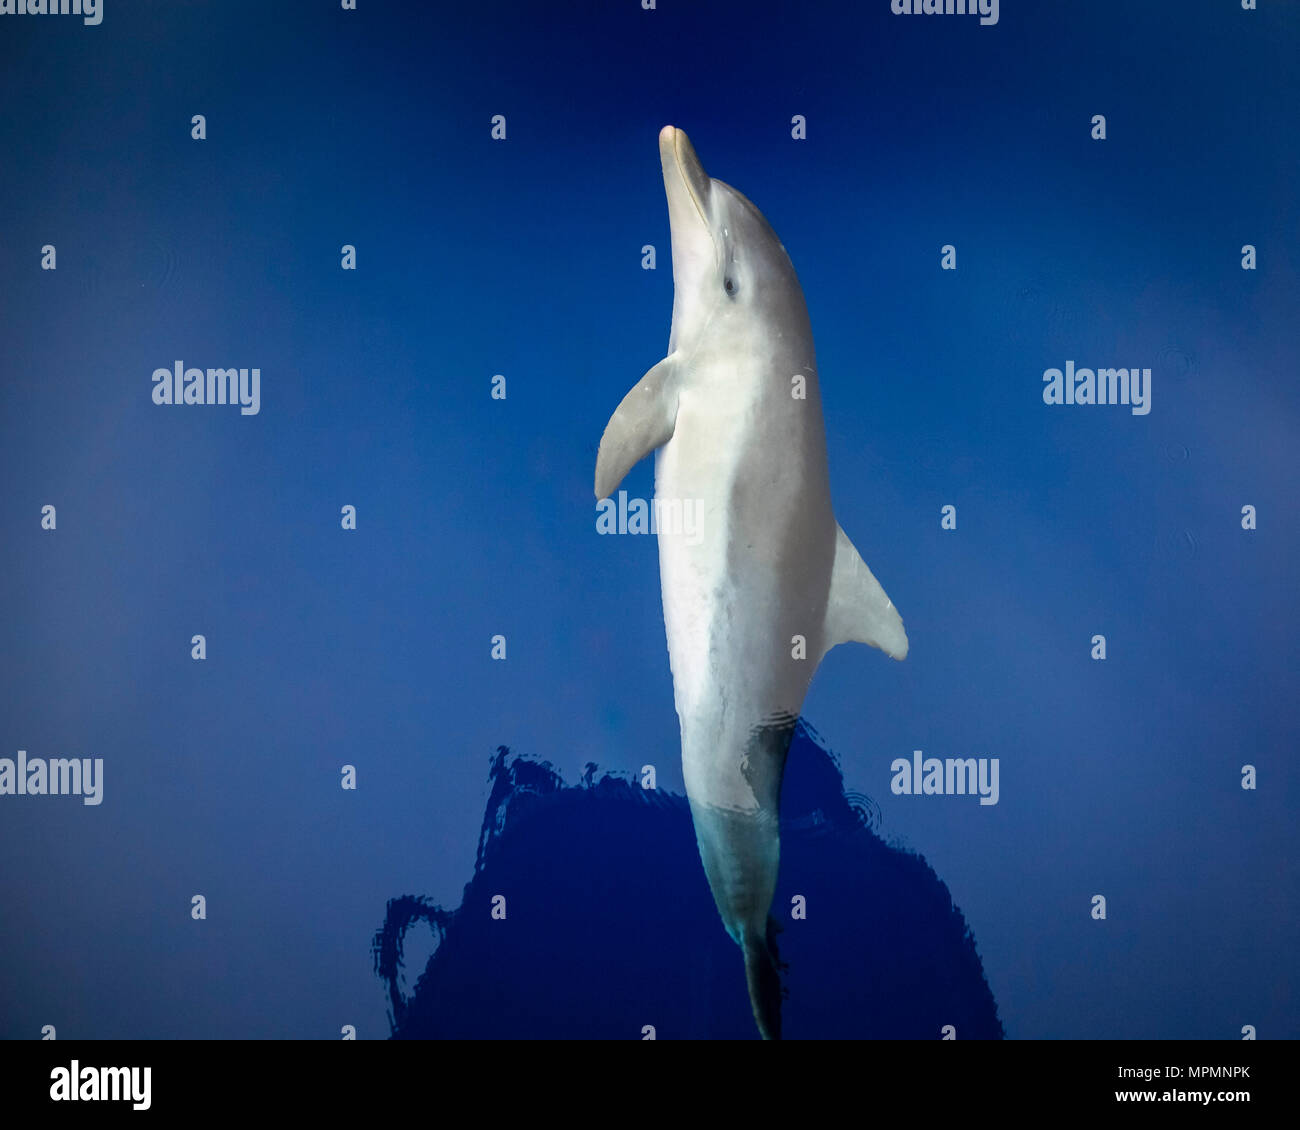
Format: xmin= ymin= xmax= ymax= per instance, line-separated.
xmin=1 ymin=1038 xmax=1286 ymax=1118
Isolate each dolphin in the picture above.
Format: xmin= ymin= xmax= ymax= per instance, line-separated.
xmin=594 ymin=126 xmax=908 ymax=1039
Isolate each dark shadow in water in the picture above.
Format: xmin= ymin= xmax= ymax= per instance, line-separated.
xmin=373 ymin=721 xmax=1004 ymax=1039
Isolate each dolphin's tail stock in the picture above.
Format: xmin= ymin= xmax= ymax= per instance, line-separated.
xmin=689 ymin=796 xmax=788 ymax=1040
xmin=686 ymin=718 xmax=794 ymax=1038
xmin=742 ymin=915 xmax=786 ymax=1040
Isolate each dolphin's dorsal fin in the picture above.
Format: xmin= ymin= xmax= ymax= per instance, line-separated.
xmin=594 ymin=356 xmax=679 ymax=499
xmin=823 ymin=523 xmax=909 ymax=661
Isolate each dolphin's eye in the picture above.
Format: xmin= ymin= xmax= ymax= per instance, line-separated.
xmin=724 ymin=276 xmax=738 ymax=298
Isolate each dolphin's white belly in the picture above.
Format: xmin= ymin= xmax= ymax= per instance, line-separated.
xmin=654 ymin=368 xmax=835 ymax=819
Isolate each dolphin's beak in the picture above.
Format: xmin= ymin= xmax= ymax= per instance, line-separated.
xmin=660 ymin=125 xmax=712 ymax=236
xmin=660 ymin=126 xmax=716 ymax=321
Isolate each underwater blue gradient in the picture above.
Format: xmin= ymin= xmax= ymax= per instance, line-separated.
xmin=0 ymin=0 xmax=1296 ymax=1038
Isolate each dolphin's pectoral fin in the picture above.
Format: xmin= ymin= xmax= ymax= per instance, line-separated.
xmin=594 ymin=356 xmax=679 ymax=499
xmin=823 ymin=523 xmax=909 ymax=661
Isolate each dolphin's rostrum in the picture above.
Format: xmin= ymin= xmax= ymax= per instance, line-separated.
xmin=595 ymin=126 xmax=908 ymax=1039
